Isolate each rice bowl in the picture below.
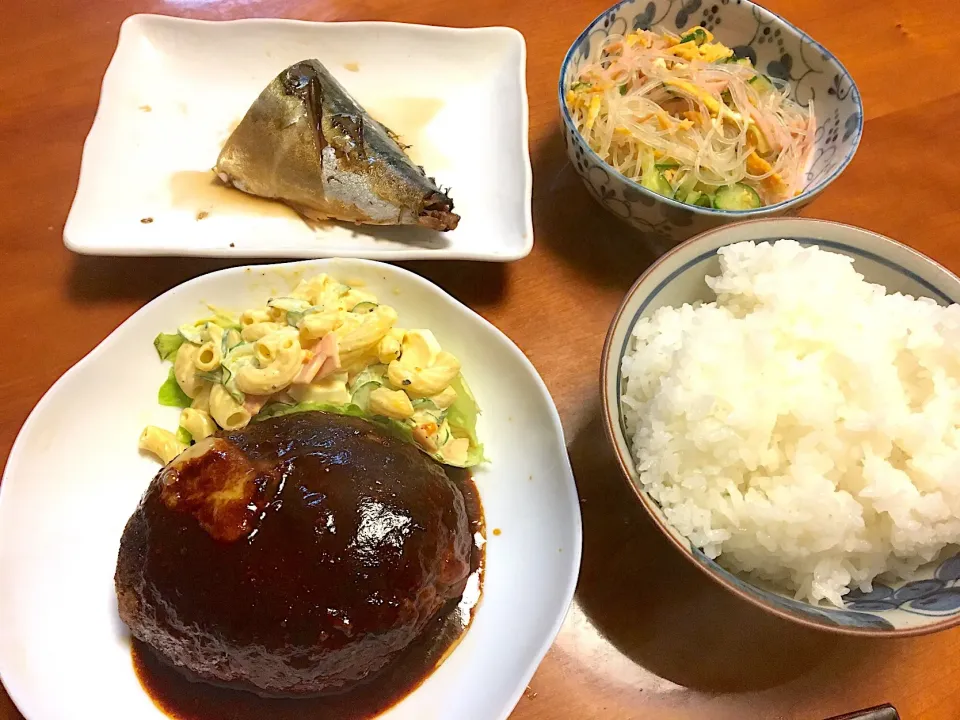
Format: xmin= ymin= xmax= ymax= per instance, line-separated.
xmin=602 ymin=218 xmax=960 ymax=635
xmin=620 ymin=239 xmax=960 ymax=606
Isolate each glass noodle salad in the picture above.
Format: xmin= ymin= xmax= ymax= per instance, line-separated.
xmin=567 ymin=26 xmax=815 ymax=209
xmin=139 ymin=273 xmax=483 ymax=468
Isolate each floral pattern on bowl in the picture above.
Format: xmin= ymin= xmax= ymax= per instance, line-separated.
xmin=601 ymin=218 xmax=960 ymax=635
xmin=559 ymin=0 xmax=863 ymax=249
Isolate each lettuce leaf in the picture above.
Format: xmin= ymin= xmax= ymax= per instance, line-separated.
xmin=446 ymin=374 xmax=485 ymax=466
xmin=253 ymin=388 xmax=485 ymax=467
xmin=158 ymin=368 xmax=192 ymax=408
xmin=154 ymin=332 xmax=184 ymax=362
xmin=256 ymin=401 xmax=366 ymax=422
xmin=256 ymin=401 xmax=413 ymax=446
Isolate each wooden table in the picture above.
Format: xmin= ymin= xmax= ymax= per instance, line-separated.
xmin=2 ymin=1 xmax=958 ymax=718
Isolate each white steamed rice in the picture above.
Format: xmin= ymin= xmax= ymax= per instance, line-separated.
xmin=620 ymin=240 xmax=960 ymax=605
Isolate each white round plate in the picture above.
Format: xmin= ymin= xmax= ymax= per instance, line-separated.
xmin=0 ymin=259 xmax=581 ymax=720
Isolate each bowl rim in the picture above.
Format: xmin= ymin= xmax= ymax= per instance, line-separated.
xmin=599 ymin=217 xmax=960 ymax=637
xmin=557 ymin=0 xmax=864 ymax=218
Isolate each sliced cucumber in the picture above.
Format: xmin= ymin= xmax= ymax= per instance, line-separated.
xmin=679 ymin=28 xmax=708 ymax=45
xmin=178 ymin=322 xmax=207 ymax=345
xmin=721 ymin=56 xmax=752 ymax=67
xmin=285 ymin=308 xmax=308 ymax=327
xmin=436 ymin=422 xmax=453 ymax=448
xmin=351 ymin=301 xmax=378 ymax=314
xmin=196 ymin=368 xmax=224 ymax=385
xmin=683 ymin=190 xmax=713 ymax=208
xmin=748 ymin=74 xmax=776 ymax=94
xmin=640 ymin=153 xmax=673 ymax=198
xmin=654 ymin=161 xmax=680 ymax=171
xmin=412 ymin=398 xmax=444 ymax=423
xmin=349 ymin=363 xmax=388 ymax=392
xmin=221 ymin=328 xmax=242 ymax=356
xmin=675 ymin=172 xmax=698 ymax=201
xmin=267 ymin=297 xmax=311 ymax=313
xmin=154 ymin=332 xmax=184 ymax=362
xmin=714 ymin=183 xmax=762 ymax=210
xmin=350 ymin=380 xmax=381 ymax=413
xmin=643 ymin=171 xmax=673 ymax=198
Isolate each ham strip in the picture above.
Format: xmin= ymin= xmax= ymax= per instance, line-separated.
xmin=294 ymin=333 xmax=341 ymax=385
xmin=243 ymin=393 xmax=273 ymax=415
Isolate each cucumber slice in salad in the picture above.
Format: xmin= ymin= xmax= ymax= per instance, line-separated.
xmin=350 ymin=381 xmax=381 ymax=413
xmin=679 ymin=28 xmax=708 ymax=45
xmin=748 ymin=74 xmax=777 ymax=95
xmin=153 ymin=332 xmax=184 ymax=361
xmin=351 ymin=301 xmax=378 ymax=314
xmin=645 ymin=173 xmax=673 ymax=198
xmin=412 ymin=398 xmax=444 ymax=423
xmin=641 ymin=154 xmax=673 ymax=198
xmin=267 ymin=297 xmax=311 ymax=313
xmin=683 ymin=190 xmax=714 ymax=208
xmin=713 ymin=183 xmax=762 ymax=210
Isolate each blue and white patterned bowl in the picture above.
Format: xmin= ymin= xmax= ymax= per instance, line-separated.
xmin=601 ymin=218 xmax=960 ymax=635
xmin=559 ymin=0 xmax=863 ymax=250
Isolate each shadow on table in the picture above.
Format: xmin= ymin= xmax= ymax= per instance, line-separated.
xmin=397 ymin=260 xmax=507 ymax=310
xmin=529 ymin=123 xmax=660 ymax=290
xmin=570 ymin=404 xmax=873 ymax=693
xmin=67 ymin=255 xmax=269 ymax=302
xmin=67 ymin=254 xmax=507 ymax=310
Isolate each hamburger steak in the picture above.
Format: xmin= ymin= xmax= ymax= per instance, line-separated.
xmin=116 ymin=411 xmax=473 ymax=696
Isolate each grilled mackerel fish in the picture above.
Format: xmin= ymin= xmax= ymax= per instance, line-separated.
xmin=215 ymin=60 xmax=459 ymax=231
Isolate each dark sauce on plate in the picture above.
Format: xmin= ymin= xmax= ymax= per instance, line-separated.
xmin=131 ymin=468 xmax=484 ymax=720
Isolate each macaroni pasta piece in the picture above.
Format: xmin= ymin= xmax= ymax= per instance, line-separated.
xmin=191 ymin=383 xmax=212 ymax=412
xmin=240 ymin=309 xmax=271 ymax=326
xmin=139 ymin=426 xmax=186 ymax=464
xmin=180 ymin=408 xmax=218 ymax=441
xmin=300 ymin=310 xmax=342 ymax=340
xmin=338 ymin=306 xmax=398 ymax=356
xmin=290 ymin=274 xmax=332 ymax=304
xmin=242 ymin=321 xmax=286 ymax=343
xmin=194 ymin=340 xmax=221 ymax=372
xmin=209 ymin=384 xmax=252 ymax=430
xmin=236 ymin=334 xmax=302 ymax=395
xmin=174 ymin=344 xmax=206 ymax=398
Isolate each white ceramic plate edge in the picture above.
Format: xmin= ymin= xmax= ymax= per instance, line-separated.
xmin=0 ymin=258 xmax=580 ymax=719
xmin=62 ymin=16 xmax=534 ymax=262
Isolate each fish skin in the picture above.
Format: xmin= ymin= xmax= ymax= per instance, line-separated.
xmin=215 ymin=60 xmax=459 ymax=231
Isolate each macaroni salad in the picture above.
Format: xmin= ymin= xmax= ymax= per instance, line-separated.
xmin=139 ymin=274 xmax=483 ymax=468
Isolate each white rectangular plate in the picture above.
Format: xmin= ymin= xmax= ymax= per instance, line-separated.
xmin=64 ymin=15 xmax=532 ymax=261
